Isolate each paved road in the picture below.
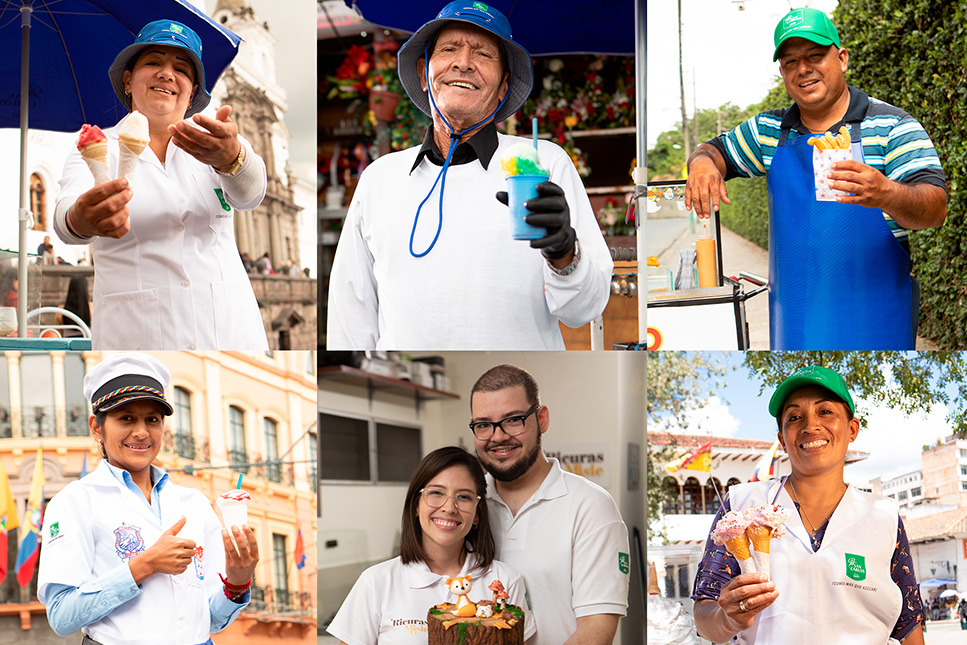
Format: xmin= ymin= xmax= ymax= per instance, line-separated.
xmin=924 ymin=618 xmax=967 ymax=644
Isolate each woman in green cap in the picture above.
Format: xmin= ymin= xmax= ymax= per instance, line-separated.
xmin=692 ymin=365 xmax=924 ymax=644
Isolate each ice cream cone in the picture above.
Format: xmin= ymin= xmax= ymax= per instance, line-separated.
xmin=724 ymin=535 xmax=757 ymax=575
xmin=80 ymin=141 xmax=111 ymax=184
xmin=747 ymin=524 xmax=773 ymax=578
xmin=118 ymin=138 xmax=147 ymax=180
xmin=648 ymin=562 xmax=661 ymax=595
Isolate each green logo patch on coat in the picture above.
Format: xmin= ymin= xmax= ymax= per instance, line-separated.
xmin=618 ymin=552 xmax=630 ymax=574
xmin=845 ymin=553 xmax=866 ymax=581
xmin=50 ymin=522 xmax=60 ymax=538
xmin=214 ymin=188 xmax=231 ymax=212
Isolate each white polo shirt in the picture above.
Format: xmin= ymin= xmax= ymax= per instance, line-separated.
xmin=486 ymin=458 xmax=630 ymax=645
xmin=327 ymin=554 xmax=536 ymax=645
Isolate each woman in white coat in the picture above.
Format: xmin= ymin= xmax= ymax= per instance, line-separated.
xmin=327 ymin=446 xmax=536 ymax=644
xmin=692 ymin=365 xmax=925 ymax=645
xmin=38 ymin=353 xmax=259 ymax=645
xmin=53 ymin=19 xmax=268 ymax=350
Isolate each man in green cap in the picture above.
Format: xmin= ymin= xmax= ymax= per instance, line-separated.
xmin=684 ymin=7 xmax=947 ymax=351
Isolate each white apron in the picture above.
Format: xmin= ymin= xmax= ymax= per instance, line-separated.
xmin=728 ymin=480 xmax=902 ymax=645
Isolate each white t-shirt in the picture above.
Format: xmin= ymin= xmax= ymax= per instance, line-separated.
xmin=326 ymin=132 xmax=614 ymax=349
xmin=54 ymin=112 xmax=269 ymax=350
xmin=486 ymin=459 xmax=630 ymax=645
xmin=327 ymin=554 xmax=536 ymax=645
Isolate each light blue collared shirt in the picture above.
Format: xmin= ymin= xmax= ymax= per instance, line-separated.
xmin=44 ymin=462 xmax=248 ymax=639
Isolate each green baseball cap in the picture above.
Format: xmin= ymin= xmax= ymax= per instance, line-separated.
xmin=773 ymin=7 xmax=841 ymax=61
xmin=768 ymin=365 xmax=855 ymax=419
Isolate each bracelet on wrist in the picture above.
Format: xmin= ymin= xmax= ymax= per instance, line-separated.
xmin=219 ymin=572 xmax=253 ymax=592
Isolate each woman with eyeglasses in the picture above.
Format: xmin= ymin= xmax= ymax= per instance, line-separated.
xmin=327 ymin=446 xmax=536 ymax=644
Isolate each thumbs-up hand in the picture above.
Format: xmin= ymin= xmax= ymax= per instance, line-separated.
xmin=128 ymin=516 xmax=197 ymax=584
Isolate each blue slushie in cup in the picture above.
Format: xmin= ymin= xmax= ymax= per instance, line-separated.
xmin=501 ymin=143 xmax=548 ymax=240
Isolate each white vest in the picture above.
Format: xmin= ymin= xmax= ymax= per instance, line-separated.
xmin=728 ymin=480 xmax=901 ymax=645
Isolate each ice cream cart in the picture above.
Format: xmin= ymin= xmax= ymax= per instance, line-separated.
xmin=642 ymin=180 xmax=765 ymax=350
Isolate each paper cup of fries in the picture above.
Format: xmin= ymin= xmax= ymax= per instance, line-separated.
xmin=808 ymin=126 xmax=852 ymax=202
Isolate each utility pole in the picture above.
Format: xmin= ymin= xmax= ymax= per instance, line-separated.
xmin=678 ymin=0 xmax=690 ymax=159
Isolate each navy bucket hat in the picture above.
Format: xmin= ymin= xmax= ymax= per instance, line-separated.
xmin=398 ymin=1 xmax=533 ymax=124
xmin=108 ymin=20 xmax=210 ymax=118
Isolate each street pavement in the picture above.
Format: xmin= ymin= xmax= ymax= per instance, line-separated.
xmin=924 ymin=618 xmax=967 ymax=643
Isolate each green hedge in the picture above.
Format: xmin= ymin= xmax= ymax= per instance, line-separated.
xmin=721 ymin=1 xmax=966 ymax=347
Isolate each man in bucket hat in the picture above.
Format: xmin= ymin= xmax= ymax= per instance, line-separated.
xmin=327 ymin=1 xmax=612 ymax=350
xmin=684 ymin=7 xmax=946 ymax=351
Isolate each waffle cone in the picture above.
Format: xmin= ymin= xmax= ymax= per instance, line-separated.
xmin=119 ymin=135 xmax=149 ymax=156
xmin=648 ymin=562 xmax=661 ymax=595
xmin=79 ymin=140 xmax=107 ymax=164
xmin=747 ymin=525 xmax=773 ymax=554
xmin=724 ymin=534 xmax=753 ymax=562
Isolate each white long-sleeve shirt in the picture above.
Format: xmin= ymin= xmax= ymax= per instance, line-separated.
xmin=326 ymin=133 xmax=613 ymax=349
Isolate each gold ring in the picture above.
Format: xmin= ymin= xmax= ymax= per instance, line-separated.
xmin=739 ymin=599 xmax=749 ymax=612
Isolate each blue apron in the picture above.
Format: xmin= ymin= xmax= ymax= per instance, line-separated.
xmin=767 ymin=122 xmax=915 ymax=349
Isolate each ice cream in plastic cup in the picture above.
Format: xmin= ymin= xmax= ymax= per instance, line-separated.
xmin=216 ymin=489 xmax=251 ymax=529
xmin=506 ymin=174 xmax=549 ymax=240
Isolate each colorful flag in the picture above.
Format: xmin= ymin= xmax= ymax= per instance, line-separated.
xmin=15 ymin=450 xmax=44 ymax=587
xmin=665 ymin=439 xmax=712 ymax=473
xmin=294 ymin=528 xmax=306 ymax=570
xmin=0 ymin=458 xmax=19 ymax=583
xmin=80 ymin=451 xmax=88 ymax=479
xmin=750 ymin=441 xmax=781 ymax=482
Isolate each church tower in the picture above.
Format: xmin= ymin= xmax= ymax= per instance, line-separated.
xmin=212 ymin=0 xmax=302 ymax=271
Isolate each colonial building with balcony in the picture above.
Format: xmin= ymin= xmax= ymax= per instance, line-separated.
xmin=0 ymin=351 xmax=317 ymax=645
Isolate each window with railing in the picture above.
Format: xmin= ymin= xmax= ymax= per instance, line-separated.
xmin=308 ymin=431 xmax=317 ymax=492
xmin=0 ymin=355 xmax=10 ymax=439
xmin=229 ymin=405 xmax=248 ymax=473
xmin=319 ymin=412 xmax=421 ymax=484
xmin=172 ymin=386 xmax=194 ymax=459
xmin=264 ymin=418 xmax=280 ymax=483
xmin=272 ymin=533 xmax=289 ymax=601
xmin=64 ymin=353 xmax=88 ymax=436
xmin=21 ymin=354 xmax=55 ymax=438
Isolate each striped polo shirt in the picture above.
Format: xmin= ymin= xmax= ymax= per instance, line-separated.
xmin=710 ymin=86 xmax=946 ymax=243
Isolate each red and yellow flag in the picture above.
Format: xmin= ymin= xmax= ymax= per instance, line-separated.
xmin=0 ymin=458 xmax=19 ymax=583
xmin=665 ymin=439 xmax=712 ymax=473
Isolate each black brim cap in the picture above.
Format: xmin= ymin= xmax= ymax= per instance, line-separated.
xmin=83 ymin=353 xmax=173 ymax=416
xmin=768 ymin=364 xmax=855 ymax=419
xmin=397 ymin=1 xmax=533 ymax=125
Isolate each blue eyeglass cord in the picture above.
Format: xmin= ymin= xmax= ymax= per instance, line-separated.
xmin=409 ymin=43 xmax=511 ymax=258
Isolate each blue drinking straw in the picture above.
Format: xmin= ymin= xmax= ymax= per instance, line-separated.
xmin=237 ymin=474 xmax=243 ymax=489
xmin=532 ymin=117 xmax=538 ymax=152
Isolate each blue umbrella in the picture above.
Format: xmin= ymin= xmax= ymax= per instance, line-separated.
xmin=0 ymin=0 xmax=241 ymax=336
xmin=345 ymin=0 xmax=634 ymax=55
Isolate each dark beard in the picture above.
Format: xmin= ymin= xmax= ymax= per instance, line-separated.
xmin=479 ymin=432 xmax=542 ymax=482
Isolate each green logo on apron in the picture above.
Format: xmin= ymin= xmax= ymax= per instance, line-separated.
xmin=214 ymin=188 xmax=231 ymax=212
xmin=618 ymin=552 xmax=630 ymax=574
xmin=845 ymin=553 xmax=866 ymax=581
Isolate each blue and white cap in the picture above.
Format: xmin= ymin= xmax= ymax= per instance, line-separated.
xmin=108 ymin=19 xmax=210 ymax=118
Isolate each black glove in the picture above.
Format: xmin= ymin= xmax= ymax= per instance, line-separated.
xmin=495 ymin=181 xmax=576 ymax=261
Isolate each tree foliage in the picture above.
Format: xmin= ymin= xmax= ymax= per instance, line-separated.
xmin=647 ymin=353 xmax=730 ymax=540
xmin=742 ymin=351 xmax=967 ymax=434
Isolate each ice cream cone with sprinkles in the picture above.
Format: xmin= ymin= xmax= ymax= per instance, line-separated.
xmin=746 ymin=504 xmax=788 ymax=578
xmin=711 ymin=510 xmax=756 ymax=575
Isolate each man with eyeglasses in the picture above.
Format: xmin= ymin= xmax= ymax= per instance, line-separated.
xmin=469 ymin=364 xmax=629 ymax=644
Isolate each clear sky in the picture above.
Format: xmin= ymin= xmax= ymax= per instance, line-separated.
xmin=646 ymin=0 xmax=839 ymax=146
xmin=649 ymin=352 xmax=955 ymax=488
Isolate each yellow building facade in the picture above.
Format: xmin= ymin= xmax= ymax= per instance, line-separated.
xmin=0 ymin=351 xmax=317 ymax=644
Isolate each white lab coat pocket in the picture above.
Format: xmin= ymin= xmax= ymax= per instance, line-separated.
xmin=211 ymin=281 xmax=267 ymax=350
xmin=192 ymin=171 xmax=234 ymax=234
xmin=96 ymin=288 xmax=163 ymax=349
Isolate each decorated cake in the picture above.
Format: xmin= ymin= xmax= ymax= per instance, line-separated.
xmin=427 ymin=576 xmax=524 ymax=645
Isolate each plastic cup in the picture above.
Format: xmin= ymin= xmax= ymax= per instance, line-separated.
xmin=506 ymin=174 xmax=548 ymax=240
xmin=216 ymin=492 xmax=250 ymax=528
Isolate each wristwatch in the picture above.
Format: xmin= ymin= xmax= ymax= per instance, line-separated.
xmin=216 ymin=143 xmax=246 ymax=177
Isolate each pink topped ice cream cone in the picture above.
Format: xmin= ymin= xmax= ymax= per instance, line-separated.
xmin=711 ymin=510 xmax=756 ymax=575
xmin=77 ymin=124 xmax=111 ymax=185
